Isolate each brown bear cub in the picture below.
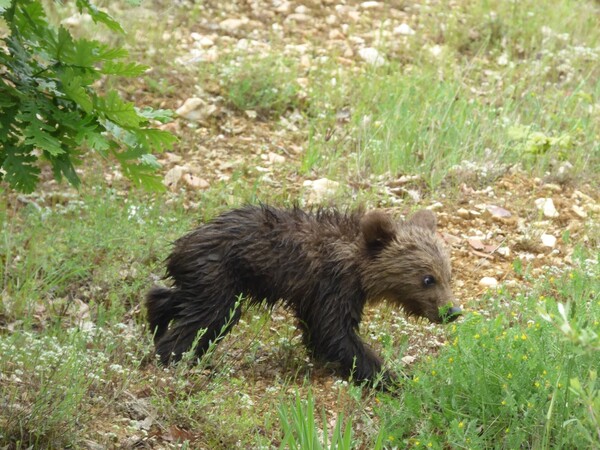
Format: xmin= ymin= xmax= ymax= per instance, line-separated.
xmin=146 ymin=205 xmax=461 ymax=385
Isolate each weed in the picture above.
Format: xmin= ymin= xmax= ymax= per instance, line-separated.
xmin=378 ymin=250 xmax=600 ymax=449
xmin=217 ymin=54 xmax=301 ymax=118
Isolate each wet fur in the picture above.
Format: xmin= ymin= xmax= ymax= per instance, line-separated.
xmin=146 ymin=205 xmax=456 ymax=383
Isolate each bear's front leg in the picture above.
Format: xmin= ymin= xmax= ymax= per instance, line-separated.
xmin=303 ymin=322 xmax=389 ymax=385
xmin=337 ymin=331 xmax=389 ymax=384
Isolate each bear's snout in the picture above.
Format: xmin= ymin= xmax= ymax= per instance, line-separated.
xmin=439 ymin=306 xmax=462 ymax=324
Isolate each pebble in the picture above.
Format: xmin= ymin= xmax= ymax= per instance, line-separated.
xmin=534 ymin=198 xmax=559 ymax=218
xmin=496 ymin=247 xmax=511 ymax=257
xmin=358 ymin=47 xmax=386 ymax=67
xmin=304 ymin=178 xmax=340 ymax=204
xmin=541 ymin=233 xmax=557 ymax=248
xmin=61 ymin=13 xmax=93 ymax=28
xmin=429 ymin=45 xmax=443 ymax=57
xmin=268 ymin=152 xmax=286 ymax=164
xmin=479 ymin=277 xmax=499 ymax=288
xmin=401 ymin=355 xmax=416 ymax=365
xmin=274 ymin=1 xmax=291 ymax=13
xmin=285 ymin=13 xmax=312 ymax=23
xmin=183 ymin=174 xmax=210 ymax=190
xmin=457 ymin=208 xmax=472 ymax=219
xmin=329 ymin=29 xmax=345 ymax=40
xmin=219 ymin=18 xmax=247 ymax=31
xmin=393 ymin=23 xmax=416 ymax=35
xmin=571 ymin=205 xmax=587 ymax=218
xmin=360 ymin=1 xmax=383 ymax=9
xmin=542 ymin=183 xmax=562 ymax=192
xmin=486 ymin=205 xmax=512 ymax=218
xmin=176 ymin=98 xmax=204 ymax=119
xmin=427 ymin=202 xmax=444 ymax=210
xmin=163 ymin=166 xmax=184 ymax=191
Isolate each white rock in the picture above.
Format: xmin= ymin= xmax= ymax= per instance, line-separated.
xmin=176 ymin=97 xmax=204 ymax=117
xmin=176 ymin=98 xmax=218 ymax=121
xmin=496 ymin=246 xmax=511 ymax=257
xmin=486 ymin=205 xmax=512 ymax=218
xmin=479 ymin=277 xmax=499 ymax=288
xmin=571 ymin=205 xmax=587 ymax=218
xmin=347 ymin=10 xmax=360 ymax=21
xmin=405 ymin=189 xmax=421 ymax=203
xmin=541 ymin=233 xmax=557 ymax=248
xmin=219 ymin=18 xmax=248 ymax=31
xmin=534 ymin=198 xmax=559 ymax=218
xmin=401 ymin=355 xmax=416 ymax=365
xmin=393 ymin=23 xmax=416 ymax=36
xmin=294 ymin=5 xmax=308 ymax=14
xmin=163 ymin=166 xmax=184 ymax=190
xmin=198 ymin=37 xmax=215 ymax=48
xmin=304 ymin=178 xmax=340 ymax=204
xmin=285 ymin=13 xmax=311 ymax=23
xmin=427 ymin=202 xmax=444 ymax=210
xmin=360 ymin=1 xmax=383 ymax=9
xmin=457 ymin=208 xmax=472 ymax=219
xmin=329 ymin=29 xmax=345 ymax=40
xmin=268 ymin=152 xmax=286 ymax=164
xmin=61 ymin=13 xmax=93 ymax=27
xmin=497 ymin=53 xmax=509 ymax=66
xmin=274 ymin=1 xmax=291 ymax=13
xmin=358 ymin=47 xmax=386 ymax=67
xmin=429 ymin=45 xmax=443 ymax=57
xmin=183 ymin=174 xmax=210 ymax=190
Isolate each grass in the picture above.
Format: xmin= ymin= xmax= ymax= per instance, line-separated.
xmin=1 ymin=0 xmax=600 ymax=448
xmin=379 ymin=250 xmax=600 ymax=448
xmin=216 ymin=53 xmax=302 ymax=118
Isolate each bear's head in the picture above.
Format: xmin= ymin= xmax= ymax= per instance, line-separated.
xmin=359 ymin=209 xmax=461 ymax=324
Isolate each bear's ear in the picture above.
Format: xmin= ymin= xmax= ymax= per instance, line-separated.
xmin=406 ymin=209 xmax=437 ymax=233
xmin=360 ymin=210 xmax=397 ymax=249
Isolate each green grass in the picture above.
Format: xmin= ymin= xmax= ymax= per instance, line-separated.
xmin=378 ymin=250 xmax=600 ymax=449
xmin=211 ymin=53 xmax=302 ymax=118
xmin=296 ymin=0 xmax=600 ymax=186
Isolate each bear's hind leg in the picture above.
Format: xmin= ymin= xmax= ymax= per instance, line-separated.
xmin=155 ymin=291 xmax=242 ymax=365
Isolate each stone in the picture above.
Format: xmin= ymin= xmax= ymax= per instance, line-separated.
xmin=358 ymin=47 xmax=386 ymax=67
xmin=360 ymin=1 xmax=383 ymax=9
xmin=183 ymin=174 xmax=210 ymax=190
xmin=457 ymin=208 xmax=472 ymax=219
xmin=268 ymin=152 xmax=286 ymax=164
xmin=571 ymin=205 xmax=587 ymax=218
xmin=479 ymin=277 xmax=499 ymax=288
xmin=534 ymin=198 xmax=559 ymax=218
xmin=393 ymin=23 xmax=416 ymax=35
xmin=219 ymin=18 xmax=248 ymax=31
xmin=176 ymin=98 xmax=218 ymax=121
xmin=541 ymin=233 xmax=557 ymax=248
xmin=486 ymin=205 xmax=512 ymax=218
xmin=164 ymin=166 xmax=184 ymax=191
xmin=304 ymin=178 xmax=340 ymax=204
xmin=401 ymin=355 xmax=416 ymax=365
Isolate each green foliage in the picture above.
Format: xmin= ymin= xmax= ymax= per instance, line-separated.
xmin=508 ymin=125 xmax=573 ymax=160
xmin=379 ymin=252 xmax=600 ymax=449
xmin=278 ymin=390 xmax=383 ymax=450
xmin=0 ymin=0 xmax=176 ymax=193
xmin=217 ymin=54 xmax=301 ymax=118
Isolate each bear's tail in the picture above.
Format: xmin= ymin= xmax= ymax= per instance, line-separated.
xmin=146 ymin=286 xmax=178 ymax=344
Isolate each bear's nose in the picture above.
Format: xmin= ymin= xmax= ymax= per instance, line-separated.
xmin=441 ymin=306 xmax=462 ymax=323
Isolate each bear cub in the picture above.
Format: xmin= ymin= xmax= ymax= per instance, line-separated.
xmin=146 ymin=205 xmax=461 ymax=384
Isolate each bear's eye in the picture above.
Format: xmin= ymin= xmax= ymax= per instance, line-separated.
xmin=423 ymin=275 xmax=436 ymax=287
